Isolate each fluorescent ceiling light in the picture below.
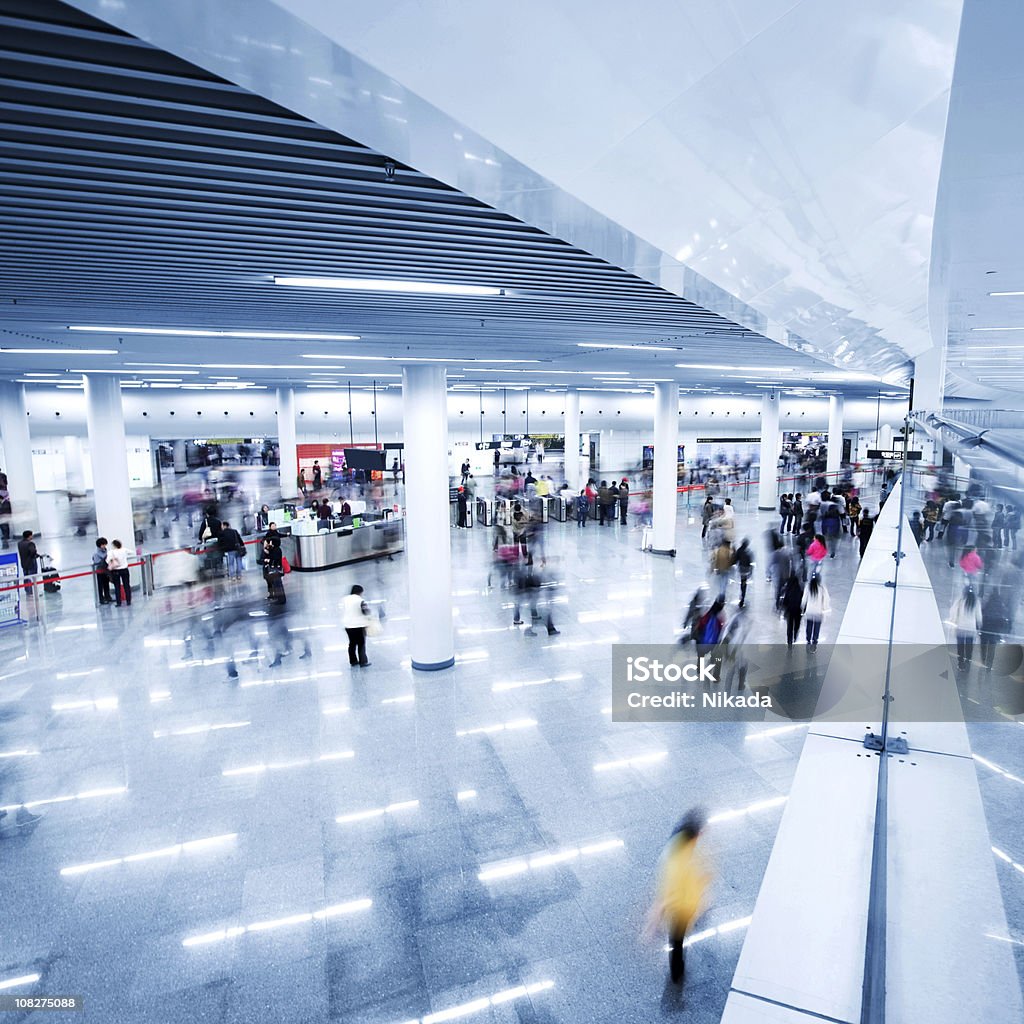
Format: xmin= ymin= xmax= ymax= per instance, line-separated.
xmin=23 ymin=372 xmax=60 ymax=377
xmin=675 ymin=363 xmax=796 ymax=372
xmin=576 ymin=343 xmax=681 ymax=352
xmin=987 ymin=291 xmax=1024 ymax=297
xmin=303 ymin=354 xmax=535 ymax=364
xmin=275 ymin=276 xmax=502 ymax=297
xmin=0 ymin=348 xmax=118 ymax=355
xmin=970 ymin=326 xmax=1024 ymax=331
xmin=461 ymin=368 xmax=625 ymax=375
xmin=69 ymin=326 xmax=360 ymax=341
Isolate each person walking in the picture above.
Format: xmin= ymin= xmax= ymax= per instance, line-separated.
xmin=700 ymin=496 xmax=715 ymax=540
xmin=575 ymin=489 xmax=589 ymax=528
xmin=618 ymin=478 xmax=630 ymax=525
xmin=949 ymin=585 xmax=982 ymax=672
xmin=790 ymin=494 xmax=804 ymax=534
xmin=1005 ymin=505 xmax=1020 ymax=550
xmin=710 ymin=538 xmax=733 ymax=602
xmin=781 ymin=574 xmax=803 ymax=647
xmin=801 ymin=574 xmax=830 ymax=649
xmin=819 ymin=493 xmax=842 ymax=557
xmin=778 ymin=493 xmax=792 ymax=534
xmin=597 ymin=481 xmax=610 ymax=526
xmin=0 ymin=486 xmax=11 ymax=547
xmin=979 ymin=584 xmax=1013 ymax=672
xmin=342 ymin=584 xmax=372 ymax=667
xmin=92 ymin=537 xmax=112 ymax=604
xmin=858 ymin=512 xmax=874 ymax=559
xmin=646 ymin=811 xmax=711 ymax=985
xmin=219 ymin=520 xmax=246 ymax=579
xmin=106 ymin=539 xmax=131 ymax=606
xmin=730 ymin=538 xmax=754 ymax=608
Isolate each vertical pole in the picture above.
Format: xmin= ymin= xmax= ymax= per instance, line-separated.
xmin=372 ymin=380 xmax=379 ymax=446
xmin=757 ymin=392 xmax=780 ymax=510
xmin=402 ymin=365 xmax=455 ymax=670
xmin=275 ymin=386 xmax=299 ymax=500
xmin=347 ymin=381 xmax=354 ymax=446
xmin=651 ymin=382 xmax=678 ymax=556
xmin=564 ymin=388 xmax=580 ymax=492
xmin=172 ymin=438 xmax=187 ymax=475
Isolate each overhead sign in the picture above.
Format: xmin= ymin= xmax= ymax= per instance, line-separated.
xmin=867 ymin=449 xmax=923 ymax=460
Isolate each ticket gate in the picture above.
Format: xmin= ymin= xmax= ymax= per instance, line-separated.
xmin=475 ymin=498 xmax=494 ymax=526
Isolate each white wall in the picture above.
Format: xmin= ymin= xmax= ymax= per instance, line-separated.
xmin=29 ymin=435 xmax=154 ymax=492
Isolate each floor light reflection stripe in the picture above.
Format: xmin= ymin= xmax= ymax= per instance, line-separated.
xmin=457 ymin=718 xmax=537 ymax=738
xmin=456 ymin=790 xmax=477 ymax=801
xmin=479 ymin=838 xmax=624 ymax=881
xmin=182 ymin=898 xmax=371 ymax=947
xmin=745 ymin=724 xmax=809 ymax=741
xmin=992 ymin=846 xmax=1024 ymax=876
xmin=223 ymin=751 xmax=354 ymax=777
xmin=336 ymin=800 xmax=419 ymax=824
xmin=0 ymin=974 xmax=41 ymax=991
xmin=708 ymin=796 xmax=788 ymax=825
xmin=0 ymin=749 xmax=39 ymax=758
xmin=492 ymin=673 xmax=582 ymax=693
xmin=399 ymin=980 xmax=555 ymax=1024
xmin=593 ymin=752 xmax=667 ymax=772
xmin=154 ymin=721 xmax=249 ymax=738
xmin=974 ymin=755 xmax=1024 ymax=786
xmin=240 ymin=670 xmax=343 ymax=688
xmin=662 ymin=914 xmax=753 ymax=951
xmin=52 ymin=697 xmax=119 ymax=712
xmin=61 ymin=833 xmax=237 ymax=876
xmin=1 ymin=785 xmax=126 ymax=813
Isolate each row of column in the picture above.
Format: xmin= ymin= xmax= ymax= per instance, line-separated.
xmin=0 ymin=374 xmax=846 ymax=672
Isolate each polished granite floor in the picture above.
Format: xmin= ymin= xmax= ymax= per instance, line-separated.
xmin=0 ymin=482 xmax=930 ymax=1023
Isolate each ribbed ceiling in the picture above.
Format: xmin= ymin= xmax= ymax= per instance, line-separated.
xmin=0 ymin=0 xmax=892 ymax=397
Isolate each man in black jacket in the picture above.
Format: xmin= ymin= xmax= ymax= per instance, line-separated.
xmin=17 ymin=530 xmax=38 ymax=576
xmin=218 ymin=521 xmax=245 ymax=580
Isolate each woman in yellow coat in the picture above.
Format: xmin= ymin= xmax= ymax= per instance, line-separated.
xmin=647 ymin=810 xmax=711 ymax=984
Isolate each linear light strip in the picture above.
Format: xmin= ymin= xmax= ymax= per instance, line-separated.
xmin=182 ymin=898 xmax=371 ymax=947
xmin=0 ymin=785 xmax=126 ymax=813
xmin=336 ymin=800 xmax=419 ymax=825
xmin=478 ymin=838 xmax=624 ymax=882
xmin=0 ymin=974 xmax=41 ymax=991
xmin=223 ymin=751 xmax=354 ymax=776
xmin=456 ymin=718 xmax=537 ymax=738
xmin=69 ymin=326 xmax=360 ymax=340
xmin=274 ymin=275 xmax=502 ymax=296
xmin=61 ymin=833 xmax=237 ymax=876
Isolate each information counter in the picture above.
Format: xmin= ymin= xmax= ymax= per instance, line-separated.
xmin=280 ymin=518 xmax=404 ymax=572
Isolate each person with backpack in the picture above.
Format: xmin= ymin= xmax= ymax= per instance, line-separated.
xmin=801 ymin=574 xmax=831 ymax=649
xmin=694 ymin=598 xmax=725 ymax=655
xmin=218 ymin=520 xmax=246 ymax=579
xmin=949 ymin=585 xmax=982 ymax=672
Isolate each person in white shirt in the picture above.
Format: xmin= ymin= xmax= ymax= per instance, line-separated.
xmin=342 ymin=584 xmax=372 ymax=667
xmin=801 ymin=574 xmax=830 ymax=649
xmin=106 ymin=539 xmax=131 ymax=607
xmin=949 ymin=586 xmax=982 ymax=672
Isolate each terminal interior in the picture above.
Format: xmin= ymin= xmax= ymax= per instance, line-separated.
xmin=0 ymin=2 xmax=1023 ymax=1022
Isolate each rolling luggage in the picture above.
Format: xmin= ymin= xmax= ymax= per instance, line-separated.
xmin=41 ymin=554 xmax=61 ymax=593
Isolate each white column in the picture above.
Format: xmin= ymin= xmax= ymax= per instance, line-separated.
xmin=402 ymin=366 xmax=454 ymax=670
xmin=758 ymin=392 xmax=780 ymax=510
xmin=84 ymin=374 xmax=135 ymax=552
xmin=276 ymin=387 xmax=299 ymax=499
xmin=172 ymin=438 xmax=187 ymax=475
xmin=63 ymin=435 xmax=86 ymax=493
xmin=651 ymin=381 xmax=678 ymax=555
xmin=0 ymin=381 xmax=39 ymax=529
xmin=826 ymin=395 xmax=844 ymax=476
xmin=564 ymin=388 xmax=580 ymax=491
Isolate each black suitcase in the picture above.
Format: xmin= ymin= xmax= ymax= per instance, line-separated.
xmin=43 ymin=569 xmax=61 ymax=594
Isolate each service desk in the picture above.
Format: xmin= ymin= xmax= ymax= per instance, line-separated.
xmin=280 ymin=519 xmax=404 ymax=572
